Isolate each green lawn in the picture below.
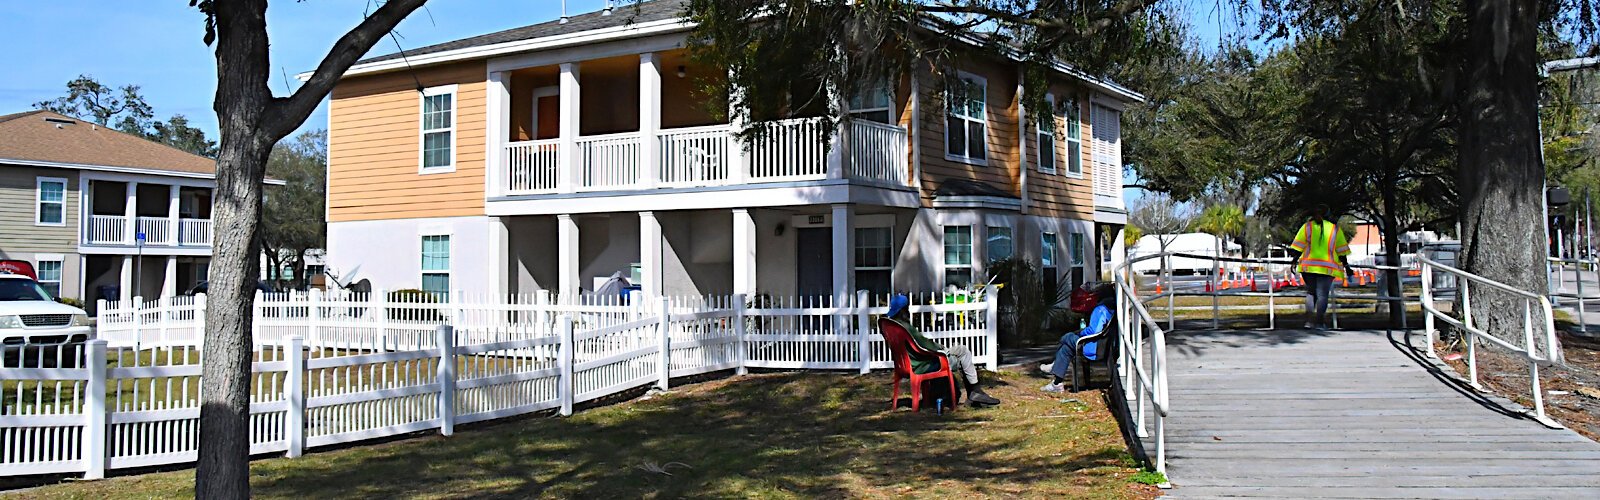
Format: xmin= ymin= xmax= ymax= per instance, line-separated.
xmin=4 ymin=369 xmax=1155 ymax=499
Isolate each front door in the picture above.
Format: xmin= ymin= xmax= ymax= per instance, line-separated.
xmin=796 ymin=227 xmax=833 ymax=299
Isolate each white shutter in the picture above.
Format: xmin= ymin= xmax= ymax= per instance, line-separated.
xmin=1090 ymin=104 xmax=1121 ymax=198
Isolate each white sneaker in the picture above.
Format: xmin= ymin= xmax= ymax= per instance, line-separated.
xmin=1041 ymin=382 xmax=1065 ymax=393
xmin=1303 ymin=322 xmax=1315 ymax=329
xmin=1039 ymin=362 xmax=1054 ymax=374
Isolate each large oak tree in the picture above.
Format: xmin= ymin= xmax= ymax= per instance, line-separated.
xmin=187 ymin=0 xmax=426 ymax=497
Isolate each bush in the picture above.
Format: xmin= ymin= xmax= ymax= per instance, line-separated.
xmin=987 ymin=258 xmax=1071 ymax=347
xmin=56 ymin=297 xmax=85 ymax=309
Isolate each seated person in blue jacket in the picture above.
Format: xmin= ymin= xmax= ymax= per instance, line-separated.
xmin=1040 ymin=284 xmax=1114 ymax=393
xmin=887 ymin=294 xmax=1002 ymax=406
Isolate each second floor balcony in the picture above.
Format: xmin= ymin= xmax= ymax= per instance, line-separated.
xmin=80 ymin=178 xmax=213 ymax=251
xmin=84 ymin=215 xmax=213 ymax=247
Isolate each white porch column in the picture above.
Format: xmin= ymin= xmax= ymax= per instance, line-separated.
xmin=489 ymin=216 xmax=510 ymax=298
xmin=119 ymin=255 xmax=133 ymax=301
xmin=639 ymin=53 xmax=662 ymax=189
xmin=1016 ymin=70 xmax=1030 ymax=215
xmin=732 ymin=209 xmax=756 ymax=295
xmin=167 ymin=185 xmax=180 ymax=246
xmin=558 ymin=62 xmax=582 ymax=194
xmin=639 ymin=211 xmax=662 ymax=297
xmin=908 ymin=70 xmax=923 ymax=192
xmin=123 ymin=182 xmax=138 ymax=245
xmin=557 ymin=214 xmax=579 ymax=297
xmin=487 ymin=71 xmax=512 ymax=198
xmin=162 ymin=256 xmax=177 ymax=297
xmin=831 ymin=204 xmax=854 ymax=300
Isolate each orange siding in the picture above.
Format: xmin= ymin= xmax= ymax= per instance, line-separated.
xmin=1024 ymin=83 xmax=1095 ymax=219
xmin=328 ymin=61 xmax=487 ymax=222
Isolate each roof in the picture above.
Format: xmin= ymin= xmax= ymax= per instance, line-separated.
xmin=357 ymin=0 xmax=688 ymax=66
xmin=0 ymin=110 xmax=217 ymax=177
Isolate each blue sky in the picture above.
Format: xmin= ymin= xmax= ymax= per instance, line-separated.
xmin=0 ymin=1 xmax=1247 ymax=141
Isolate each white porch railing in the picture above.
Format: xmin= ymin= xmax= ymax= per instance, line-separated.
xmin=179 ymin=218 xmax=212 ymax=246
xmin=659 ymin=124 xmax=732 ymax=187
xmin=747 ymin=117 xmax=829 ymax=182
xmin=576 ymin=132 xmax=641 ymax=192
xmin=85 ymin=215 xmax=128 ymax=245
xmin=501 ymin=118 xmax=908 ymax=195
xmin=506 ymin=139 xmax=561 ymax=195
xmin=849 ymin=120 xmax=908 ymax=186
xmin=0 ymin=289 xmax=995 ymax=479
xmin=135 ymin=217 xmax=173 ymax=245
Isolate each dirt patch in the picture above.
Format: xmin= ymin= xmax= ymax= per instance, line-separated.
xmin=1438 ymin=332 xmax=1600 ymax=441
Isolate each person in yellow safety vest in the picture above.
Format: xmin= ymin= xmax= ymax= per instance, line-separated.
xmin=1290 ymin=205 xmax=1352 ymax=330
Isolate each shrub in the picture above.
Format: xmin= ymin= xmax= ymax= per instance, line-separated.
xmin=56 ymin=297 xmax=85 ymax=309
xmin=986 ymin=258 xmax=1071 ymax=347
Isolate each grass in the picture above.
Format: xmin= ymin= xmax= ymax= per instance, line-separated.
xmin=3 ymin=369 xmax=1156 ymax=499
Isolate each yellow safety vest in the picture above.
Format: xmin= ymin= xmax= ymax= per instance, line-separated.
xmin=1290 ymin=220 xmax=1351 ymax=279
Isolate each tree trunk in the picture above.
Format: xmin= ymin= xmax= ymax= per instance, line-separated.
xmin=1380 ymin=167 xmax=1405 ymax=327
xmin=1456 ymin=0 xmax=1561 ymax=362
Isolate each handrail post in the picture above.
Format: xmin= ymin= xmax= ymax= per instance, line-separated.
xmin=1210 ymin=254 xmax=1220 ymax=330
xmin=1164 ymin=254 xmax=1174 ymax=330
xmin=1465 ymin=279 xmax=1480 ymax=389
xmin=1422 ymin=261 xmax=1436 ymax=358
xmin=1579 ymin=264 xmax=1588 ymax=334
xmin=1524 ymin=301 xmax=1549 ymax=424
xmin=1135 ymin=316 xmax=1148 ymax=438
xmin=285 ymin=335 xmax=306 ymax=457
xmin=1268 ymin=263 xmax=1277 ymax=330
xmin=82 ymin=339 xmax=108 ymax=480
xmin=856 ymin=290 xmax=871 ymax=374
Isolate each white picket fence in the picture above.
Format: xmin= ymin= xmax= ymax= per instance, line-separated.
xmin=0 ymin=288 xmax=995 ymax=479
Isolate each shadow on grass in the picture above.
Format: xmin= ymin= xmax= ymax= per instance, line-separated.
xmin=227 ymin=371 xmax=1133 ymax=499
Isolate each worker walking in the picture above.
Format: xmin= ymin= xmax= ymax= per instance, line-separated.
xmin=1290 ymin=205 xmax=1352 ymax=330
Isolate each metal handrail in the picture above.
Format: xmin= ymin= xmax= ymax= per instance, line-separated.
xmin=1547 ymin=256 xmax=1597 ymax=334
xmin=1420 ymin=256 xmax=1563 ymax=428
xmin=1112 ymin=251 xmax=1171 ymax=476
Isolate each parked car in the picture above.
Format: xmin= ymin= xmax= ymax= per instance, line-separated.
xmin=185 ymin=280 xmax=276 ymax=295
xmin=0 ymin=272 xmax=93 ymax=366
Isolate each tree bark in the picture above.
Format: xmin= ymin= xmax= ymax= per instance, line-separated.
xmin=195 ymin=1 xmax=426 ymax=497
xmin=1456 ymin=0 xmax=1561 ymax=362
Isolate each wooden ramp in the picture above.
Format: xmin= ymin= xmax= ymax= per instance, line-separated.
xmin=1148 ymin=327 xmax=1600 ymax=499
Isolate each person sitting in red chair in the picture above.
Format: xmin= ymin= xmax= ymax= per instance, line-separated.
xmin=886 ymin=294 xmax=1001 ymax=407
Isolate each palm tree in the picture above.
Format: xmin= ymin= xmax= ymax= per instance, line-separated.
xmin=1194 ymin=205 xmax=1247 ymax=273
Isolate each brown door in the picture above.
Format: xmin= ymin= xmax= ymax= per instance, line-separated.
xmin=536 ymin=95 xmax=560 ymax=140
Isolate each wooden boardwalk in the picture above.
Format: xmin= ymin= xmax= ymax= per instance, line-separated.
xmin=1146 ymin=327 xmax=1600 ymax=499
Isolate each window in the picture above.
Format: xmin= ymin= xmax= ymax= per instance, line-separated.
xmin=1037 ymin=94 xmax=1057 ymax=174
xmin=1070 ymin=232 xmax=1088 ymax=288
xmin=849 ymin=80 xmax=893 ymax=124
xmin=1065 ymin=97 xmax=1083 ymax=176
xmin=419 ymin=85 xmax=457 ymax=173
xmin=855 ymin=227 xmax=893 ymax=295
xmin=35 ymin=259 xmax=62 ymax=298
xmin=36 ymin=177 xmax=66 ymax=226
xmin=943 ymin=226 xmax=974 ymax=288
xmin=1042 ymin=233 xmax=1060 ymax=295
xmin=944 ymin=72 xmax=988 ymax=163
xmin=986 ymin=226 xmax=1013 ymax=262
xmin=421 ymin=235 xmax=450 ymax=297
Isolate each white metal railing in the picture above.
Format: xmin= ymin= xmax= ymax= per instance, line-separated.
xmin=0 ymin=289 xmax=995 ymax=479
xmin=1422 ymin=256 xmax=1564 ymax=428
xmin=1113 ymin=253 xmax=1171 ymax=476
xmin=848 ymin=120 xmax=908 ymax=186
xmin=178 ymin=218 xmax=212 ymax=246
xmin=85 ymin=215 xmax=129 ymax=244
xmin=747 ymin=117 xmax=829 ymax=181
xmin=576 ymin=132 xmax=641 ymax=192
xmin=505 ymin=139 xmax=561 ymax=194
xmin=1547 ymin=256 xmax=1596 ymax=334
xmin=659 ymin=124 xmax=732 ymax=187
xmin=135 ymin=217 xmax=173 ymax=245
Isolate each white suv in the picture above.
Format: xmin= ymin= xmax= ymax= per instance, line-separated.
xmin=0 ymin=273 xmax=93 ymax=365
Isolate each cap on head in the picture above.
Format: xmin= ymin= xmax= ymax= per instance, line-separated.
xmin=888 ymin=294 xmax=910 ymax=318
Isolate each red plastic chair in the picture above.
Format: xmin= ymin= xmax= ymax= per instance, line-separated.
xmin=878 ymin=317 xmax=958 ymax=412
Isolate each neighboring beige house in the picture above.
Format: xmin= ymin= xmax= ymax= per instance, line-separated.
xmin=0 ymin=110 xmax=280 ymax=307
xmin=317 ymin=0 xmax=1138 ymax=300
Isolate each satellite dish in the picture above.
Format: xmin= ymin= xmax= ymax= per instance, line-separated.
xmin=349 ymin=279 xmax=372 ymax=294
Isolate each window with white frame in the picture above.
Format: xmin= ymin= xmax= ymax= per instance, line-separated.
xmin=849 ymin=79 xmax=893 ymax=124
xmin=1066 ymin=96 xmax=1083 ymax=176
xmin=419 ymin=85 xmax=456 ymax=173
xmin=1042 ymin=232 xmax=1060 ymax=294
xmin=944 ymin=72 xmax=987 ymax=163
xmin=1070 ymin=232 xmax=1087 ymax=288
xmin=35 ymin=258 xmax=62 ymax=298
xmin=855 ymin=226 xmax=893 ymax=295
xmin=421 ymin=235 xmax=451 ymax=297
xmin=1037 ymin=94 xmax=1058 ymax=173
xmin=986 ymin=226 xmax=1013 ymax=262
xmin=36 ymin=177 xmax=66 ymax=226
xmin=943 ymin=225 xmax=974 ymax=288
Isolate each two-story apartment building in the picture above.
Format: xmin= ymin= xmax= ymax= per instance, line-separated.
xmin=320 ymin=0 xmax=1136 ymax=301
xmin=0 ymin=110 xmax=272 ymax=307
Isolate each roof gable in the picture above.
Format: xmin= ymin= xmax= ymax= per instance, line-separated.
xmin=0 ymin=110 xmax=216 ymax=176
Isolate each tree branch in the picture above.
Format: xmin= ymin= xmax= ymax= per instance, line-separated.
xmin=265 ymin=0 xmax=427 ymax=139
